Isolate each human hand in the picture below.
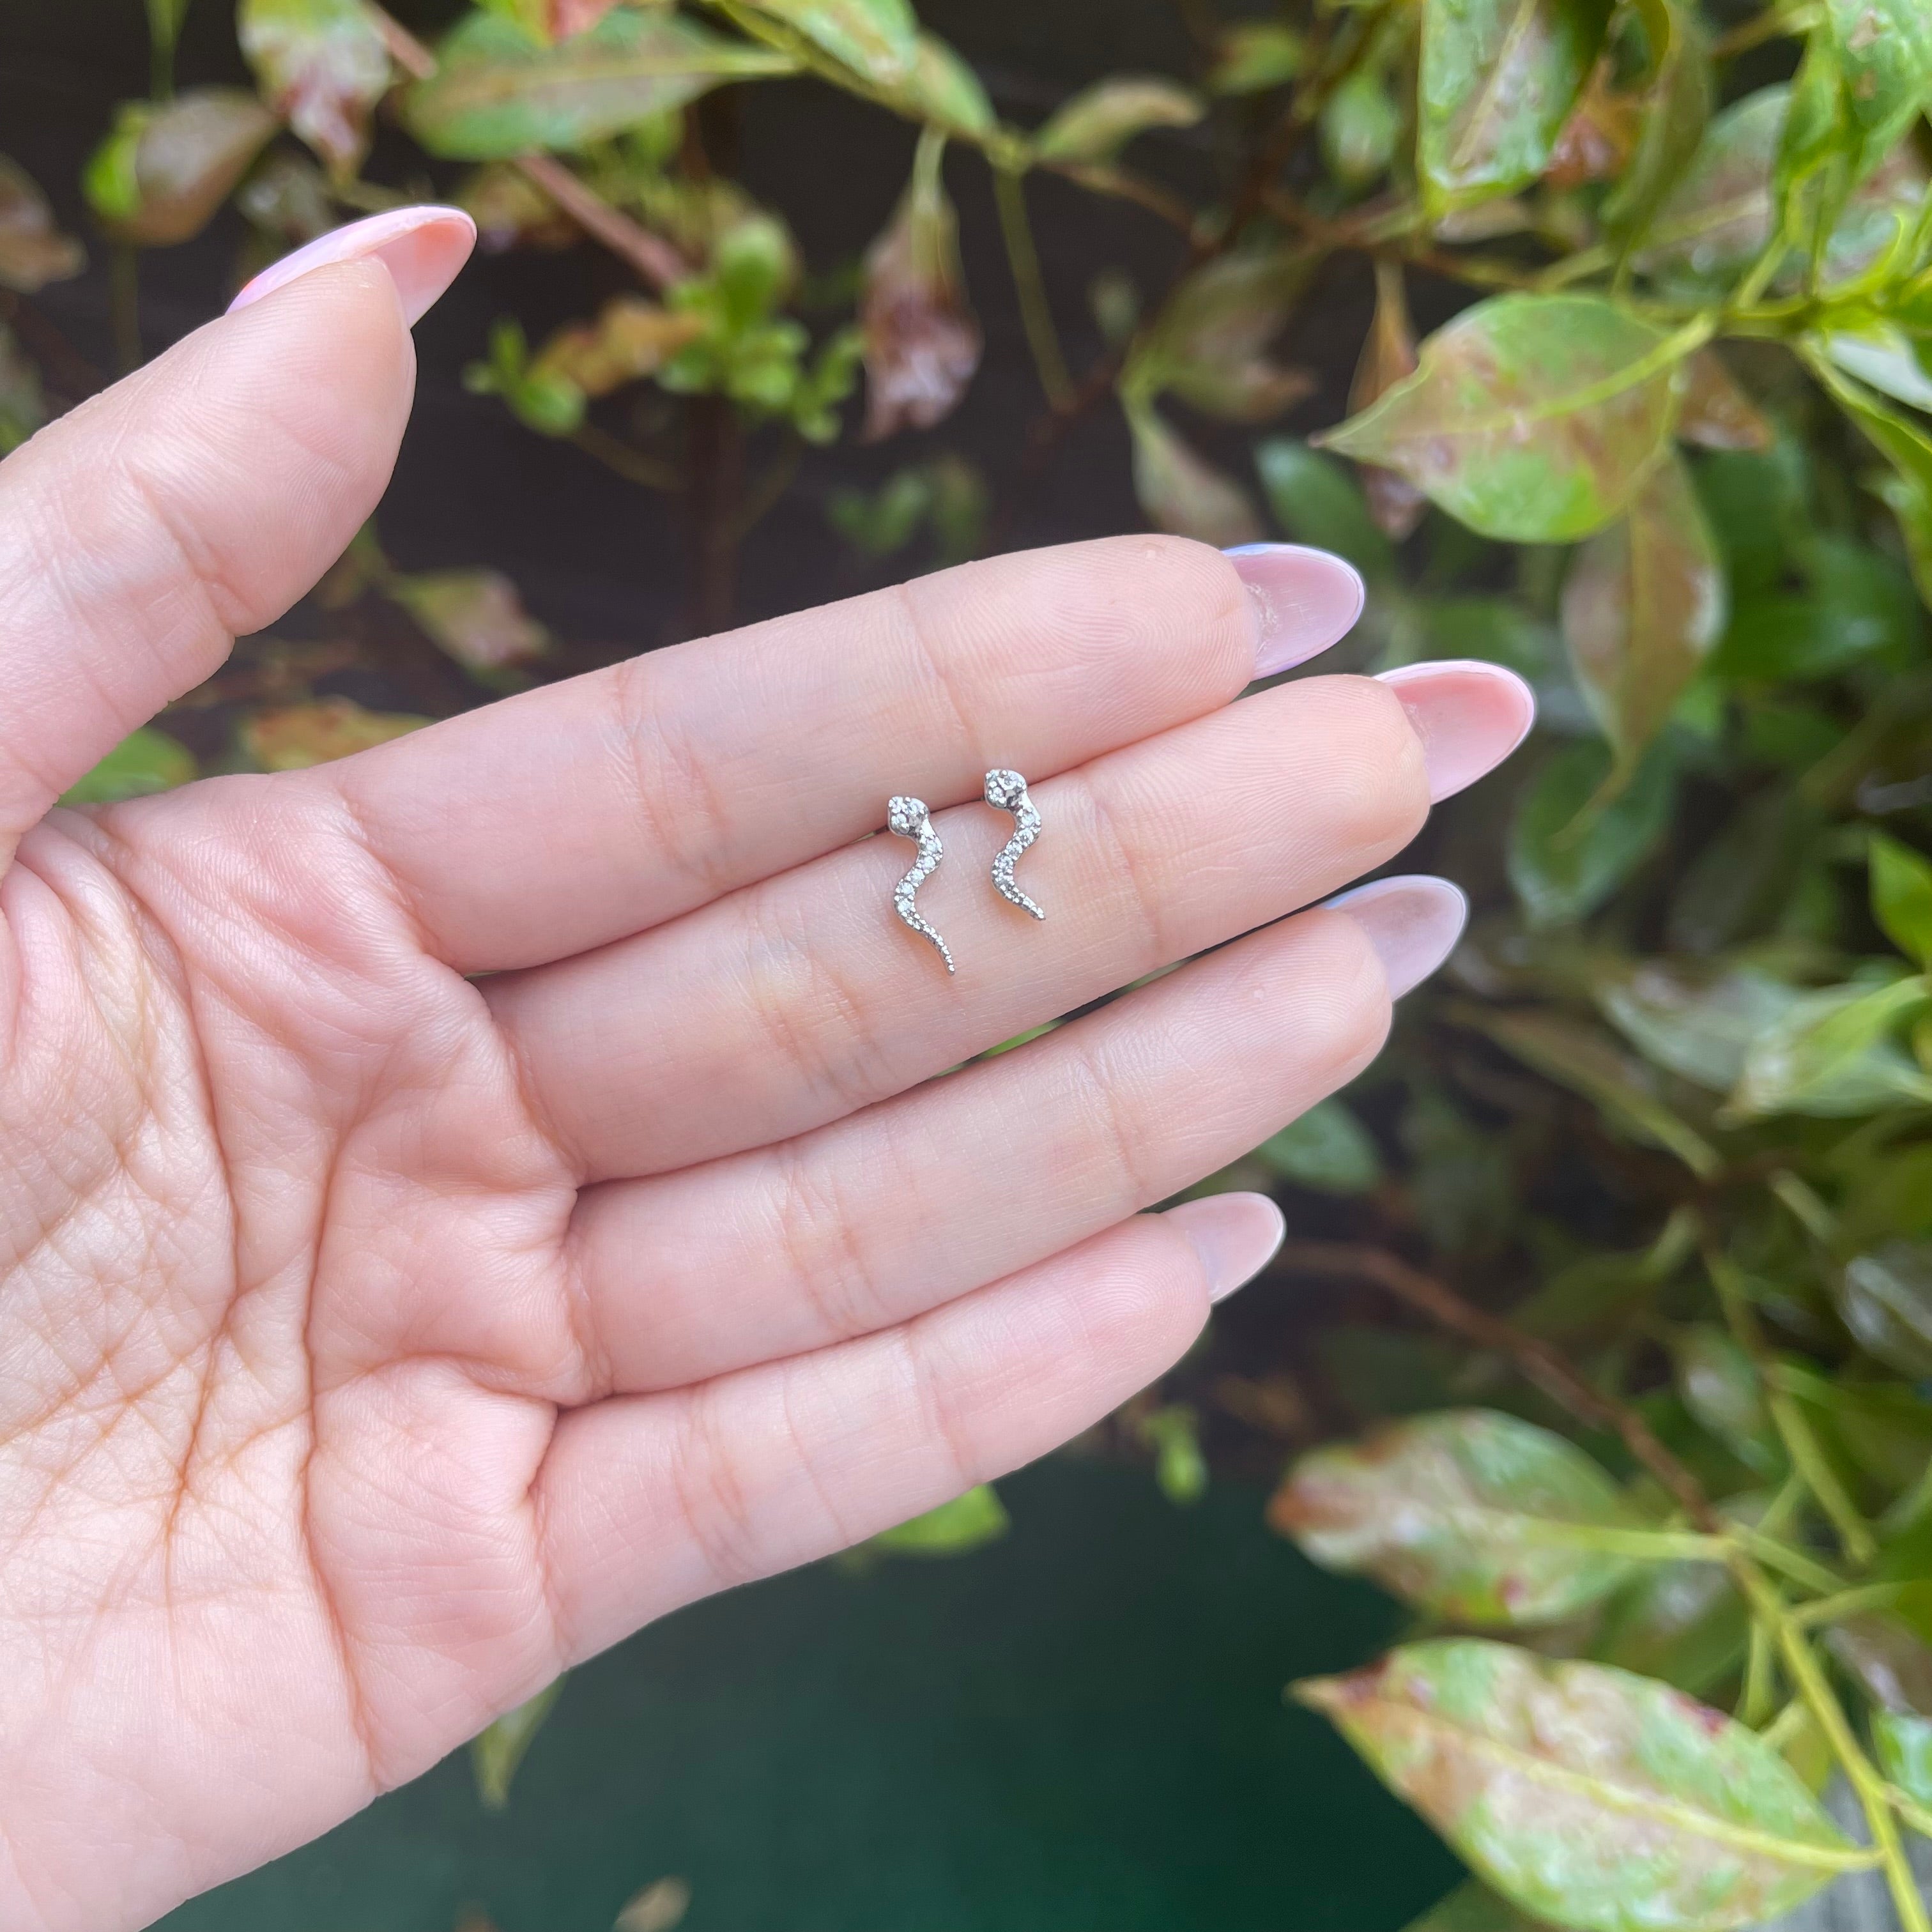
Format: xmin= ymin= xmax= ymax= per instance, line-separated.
xmin=0 ymin=208 xmax=1530 ymax=1931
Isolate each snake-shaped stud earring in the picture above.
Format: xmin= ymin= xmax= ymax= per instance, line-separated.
xmin=885 ymin=795 xmax=954 ymax=974
xmin=983 ymin=769 xmax=1045 ymax=920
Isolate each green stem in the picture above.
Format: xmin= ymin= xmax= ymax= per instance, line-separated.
xmin=1890 ymin=1788 xmax=1932 ymax=1839
xmin=1733 ymin=1527 xmax=1848 ymax=1598
xmin=1738 ymin=1565 xmax=1932 ymax=1932
xmin=992 ymin=164 xmax=1073 ymax=408
xmin=1791 ymin=1583 xmax=1912 ymax=1629
xmin=1741 ymin=1615 xmax=1779 ymax=1725
xmin=570 ymin=424 xmax=682 ymax=491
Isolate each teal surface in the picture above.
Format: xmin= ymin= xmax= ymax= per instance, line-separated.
xmin=154 ymin=1459 xmax=1458 ymax=1932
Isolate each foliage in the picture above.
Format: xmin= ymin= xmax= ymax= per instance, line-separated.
xmin=13 ymin=0 xmax=1932 ymax=1922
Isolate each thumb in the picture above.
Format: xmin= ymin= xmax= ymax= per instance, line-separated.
xmin=0 ymin=205 xmax=474 ymax=866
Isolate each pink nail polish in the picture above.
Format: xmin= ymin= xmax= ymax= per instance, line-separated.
xmin=1324 ymin=875 xmax=1469 ymax=998
xmin=1223 ymin=544 xmax=1367 ymax=678
xmin=1377 ymin=659 xmax=1536 ymax=802
xmin=228 ymin=206 xmax=477 ymax=327
xmin=1163 ymin=1193 xmax=1287 ymax=1303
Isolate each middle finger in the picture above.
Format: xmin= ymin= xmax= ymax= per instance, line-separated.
xmin=488 ymin=662 xmax=1529 ymax=1181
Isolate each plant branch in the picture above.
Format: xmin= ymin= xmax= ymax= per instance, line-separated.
xmin=569 ymin=424 xmax=683 ymax=491
xmin=1269 ymin=1241 xmax=1723 ymax=1531
xmin=362 ymin=2 xmax=691 ymax=291
xmin=992 ymin=165 xmax=1074 ymax=408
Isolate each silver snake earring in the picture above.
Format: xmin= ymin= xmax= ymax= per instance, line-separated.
xmin=984 ymin=769 xmax=1045 ymax=920
xmin=886 ymin=795 xmax=954 ymax=974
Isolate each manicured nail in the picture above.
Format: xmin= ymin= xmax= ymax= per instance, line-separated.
xmin=228 ymin=206 xmax=478 ymax=326
xmin=1223 ymin=543 xmax=1367 ymax=678
xmin=1165 ymin=1192 xmax=1287 ymax=1304
xmin=1376 ymin=659 xmax=1536 ymax=802
xmin=1325 ymin=874 xmax=1469 ymax=999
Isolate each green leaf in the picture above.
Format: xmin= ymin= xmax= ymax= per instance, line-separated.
xmin=1667 ymin=1326 xmax=1781 ymax=1474
xmin=471 ymin=1677 xmax=565 ymax=1809
xmin=1404 ymin=1878 xmax=1561 ymax=1931
xmin=1823 ymin=325 xmax=1932 ymax=415
xmin=1590 ymin=1538 xmax=1750 ymax=1696
xmin=1807 ymin=349 xmax=1932 ymax=610
xmin=238 ymin=697 xmax=430 ymax=771
xmin=1295 ymin=1640 xmax=1859 ymax=1932
xmin=238 ymin=0 xmax=392 ymax=179
xmin=1596 ymin=960 xmax=1810 ymax=1092
xmin=736 ymin=0 xmax=917 ymax=86
xmin=1507 ymin=740 xmax=1674 ymax=930
xmin=1871 ymin=832 xmax=1932 ymax=968
xmin=1254 ymin=438 xmax=1397 ymax=581
xmin=1836 ymin=1242 xmax=1932 ymax=1376
xmin=1417 ymin=0 xmax=1614 ymax=215
xmin=1821 ymin=0 xmax=1932 ymax=183
xmin=613 ymin=1878 xmax=693 ymax=1932
xmin=1128 ymin=250 xmax=1314 ymax=425
xmin=1561 ymin=453 xmax=1726 ymax=779
xmin=1269 ymin=1410 xmax=1644 ymax=1625
xmin=1469 ymin=1005 xmax=1721 ymax=1175
xmin=1675 ymin=351 xmax=1772 ymax=453
xmin=1315 ymin=295 xmax=1687 ymax=544
xmin=1636 ymin=86 xmax=1786 ymax=284
xmin=1321 ymin=66 xmax=1403 ymax=192
xmin=870 ymin=1483 xmax=1009 ymax=1555
xmin=83 ymin=89 xmax=278 ymax=245
xmin=59 ymin=727 xmax=197 ymax=806
xmin=1874 ymin=1710 xmax=1932 ymax=1804
xmin=1034 ymin=76 xmax=1202 ymax=164
xmin=1137 ymin=1404 xmax=1208 ymax=1506
xmin=1207 ymin=22 xmax=1306 ymax=96
xmin=406 ymin=10 xmax=792 ymax=160
xmin=0 ymin=156 xmax=85 ymax=293
xmin=1728 ymin=975 xmax=1932 ymax=1120
xmin=1600 ymin=0 xmax=1712 ymax=254
xmin=900 ymin=34 xmax=994 ymax=138
xmin=1127 ymin=406 xmax=1262 ymax=548
xmin=1254 ymin=1099 xmax=1384 ymax=1195
xmin=1825 ymin=1609 xmax=1932 ymax=1715
xmin=1712 ymin=535 xmax=1922 ymax=683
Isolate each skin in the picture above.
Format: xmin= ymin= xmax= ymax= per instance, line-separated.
xmin=0 ymin=256 xmax=1521 ymax=1932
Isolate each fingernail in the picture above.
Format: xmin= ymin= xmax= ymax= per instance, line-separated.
xmin=227 ymin=206 xmax=478 ymax=326
xmin=1223 ymin=544 xmax=1367 ymax=678
xmin=1165 ymin=1193 xmax=1286 ymax=1304
xmin=1376 ymin=659 xmax=1536 ymax=802
xmin=1325 ymin=874 xmax=1468 ymax=999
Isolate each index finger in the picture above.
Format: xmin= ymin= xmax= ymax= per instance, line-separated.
xmin=321 ymin=538 xmax=1361 ymax=971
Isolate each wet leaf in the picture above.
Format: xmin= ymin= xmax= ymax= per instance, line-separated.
xmin=613 ymin=1878 xmax=692 ymax=1932
xmin=1636 ymin=86 xmax=1784 ymax=282
xmin=406 ymin=10 xmax=791 ymax=161
xmin=1728 ymin=976 xmax=1932 ymax=1120
xmin=1296 ymin=1640 xmax=1857 ymax=1932
xmin=1590 ymin=1542 xmax=1749 ymax=1696
xmin=1351 ymin=260 xmax=1427 ymax=540
xmin=1675 ymin=351 xmax=1772 ymax=453
xmin=859 ymin=134 xmax=979 ymax=439
xmin=1836 ymin=1242 xmax=1932 ymax=1376
xmin=1255 ymin=1099 xmax=1384 ymax=1195
xmin=1809 ymin=355 xmax=1932 ymax=610
xmin=240 ymin=698 xmax=429 ymax=771
xmin=1321 ymin=66 xmax=1403 ymax=191
xmin=471 ymin=1677 xmax=565 ymax=1810
xmin=1871 ymin=832 xmax=1932 ymax=969
xmin=1315 ymin=295 xmax=1686 ymax=544
xmin=1034 ymin=77 xmax=1202 ymax=164
xmin=389 ymin=569 xmax=551 ymax=677
xmin=1129 ymin=407 xmax=1262 ymax=548
xmin=84 ymin=90 xmax=278 ymax=245
xmin=870 ymin=1483 xmax=1008 ymax=1555
xmin=1270 ymin=1409 xmax=1643 ymax=1625
xmin=0 ymin=156 xmax=84 ymax=293
xmin=59 ymin=727 xmax=197 ymax=806
xmin=1561 ymin=453 xmax=1726 ymax=778
xmin=1208 ymin=23 xmax=1306 ymax=96
xmin=1874 ymin=1710 xmax=1932 ymax=1804
xmin=739 ymin=0 xmax=918 ymax=86
xmin=1507 ymin=740 xmax=1674 ymax=930
xmin=1130 ymin=250 xmax=1314 ymax=425
xmin=238 ymin=0 xmax=392 ymax=179
xmin=1822 ymin=325 xmax=1932 ymax=416
xmin=1254 ymin=438 xmax=1397 ymax=580
xmin=1713 ymin=535 xmax=1922 ymax=684
xmin=1417 ymin=0 xmax=1614 ymax=215
xmin=1470 ymin=1006 xmax=1720 ymax=1174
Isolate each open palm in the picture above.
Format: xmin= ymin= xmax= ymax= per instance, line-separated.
xmin=0 ymin=230 xmax=1530 ymax=1932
